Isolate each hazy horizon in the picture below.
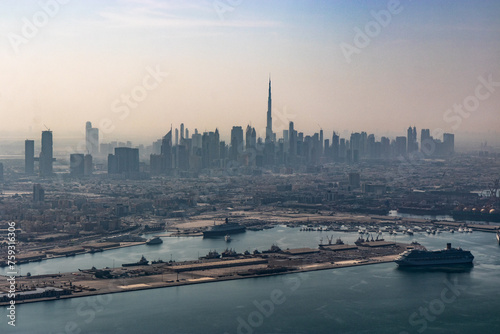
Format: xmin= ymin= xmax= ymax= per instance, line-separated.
xmin=1 ymin=0 xmax=499 ymax=147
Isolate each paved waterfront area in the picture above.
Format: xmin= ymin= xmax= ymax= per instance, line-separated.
xmin=0 ymin=243 xmax=409 ymax=306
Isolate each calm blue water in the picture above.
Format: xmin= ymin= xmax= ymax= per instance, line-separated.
xmin=0 ymin=227 xmax=415 ymax=276
xmin=2 ymin=227 xmax=500 ymax=333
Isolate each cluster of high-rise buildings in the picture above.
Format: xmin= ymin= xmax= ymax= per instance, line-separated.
xmin=24 ymin=130 xmax=54 ymax=177
xmin=23 ymin=123 xmax=97 ymax=177
xmin=18 ymin=80 xmax=454 ymax=178
xmin=147 ymin=80 xmax=455 ymax=174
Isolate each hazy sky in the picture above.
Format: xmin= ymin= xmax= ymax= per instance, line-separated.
xmin=1 ymin=0 xmax=499 ymax=145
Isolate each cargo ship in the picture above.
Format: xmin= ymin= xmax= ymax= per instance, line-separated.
xmin=203 ymin=218 xmax=246 ymax=238
xmin=395 ymin=243 xmax=474 ymax=267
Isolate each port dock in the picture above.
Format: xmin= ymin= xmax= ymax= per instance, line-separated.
xmin=0 ymin=242 xmax=413 ymax=306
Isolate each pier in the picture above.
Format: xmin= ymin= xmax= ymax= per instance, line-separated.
xmin=0 ymin=241 xmax=412 ymax=306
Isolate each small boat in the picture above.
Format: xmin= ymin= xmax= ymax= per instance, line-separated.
xmin=225 ymin=235 xmax=231 ymax=242
xmin=497 ymin=231 xmax=500 ymax=244
xmin=406 ymin=229 xmax=414 ymax=236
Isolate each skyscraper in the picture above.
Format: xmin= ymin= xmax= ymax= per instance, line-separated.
xmin=339 ymin=138 xmax=346 ymax=162
xmin=265 ymin=78 xmax=273 ymax=144
xmin=70 ymin=154 xmax=85 ymax=176
xmin=407 ymin=126 xmax=418 ymax=154
xmin=289 ymin=121 xmax=296 ymax=162
xmin=381 ymin=136 xmax=391 ymax=159
xmin=331 ymin=132 xmax=339 ymax=162
xmin=319 ymin=129 xmax=324 ymax=156
xmin=108 ymin=147 xmax=139 ymax=174
xmin=161 ymin=129 xmax=173 ymax=171
xmin=420 ymin=129 xmax=432 ymax=155
xmin=245 ymin=125 xmax=256 ymax=150
xmin=443 ymin=133 xmax=455 ymax=155
xmin=84 ymin=154 xmax=93 ymax=176
xmin=230 ymin=126 xmax=244 ymax=161
xmin=395 ymin=136 xmax=407 ymax=157
xmin=350 ymin=132 xmax=361 ymax=163
xmin=39 ymin=130 xmax=53 ymax=176
xmin=85 ymin=122 xmax=99 ymax=155
xmin=25 ymin=139 xmax=35 ymax=174
xmin=200 ymin=130 xmax=220 ymax=169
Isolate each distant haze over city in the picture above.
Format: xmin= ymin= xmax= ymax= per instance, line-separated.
xmin=0 ymin=0 xmax=499 ymax=147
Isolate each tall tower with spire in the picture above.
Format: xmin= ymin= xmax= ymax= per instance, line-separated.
xmin=265 ymin=77 xmax=273 ymax=143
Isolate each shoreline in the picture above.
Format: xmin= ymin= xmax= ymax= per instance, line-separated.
xmin=5 ymin=211 xmax=498 ymax=268
xmin=0 ymin=255 xmax=397 ymax=307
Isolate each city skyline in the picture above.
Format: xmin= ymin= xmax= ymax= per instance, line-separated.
xmin=1 ymin=2 xmax=500 ymax=331
xmin=20 ymin=119 xmax=456 ymax=177
xmin=0 ymin=1 xmax=499 ymax=146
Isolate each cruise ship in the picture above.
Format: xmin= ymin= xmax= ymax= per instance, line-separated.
xmin=203 ymin=218 xmax=246 ymax=238
xmin=395 ymin=243 xmax=474 ymax=267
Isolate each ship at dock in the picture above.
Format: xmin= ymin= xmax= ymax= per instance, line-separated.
xmin=203 ymin=218 xmax=246 ymax=238
xmin=146 ymin=236 xmax=163 ymax=245
xmin=395 ymin=243 xmax=474 ymax=267
xmin=122 ymin=255 xmax=149 ymax=267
